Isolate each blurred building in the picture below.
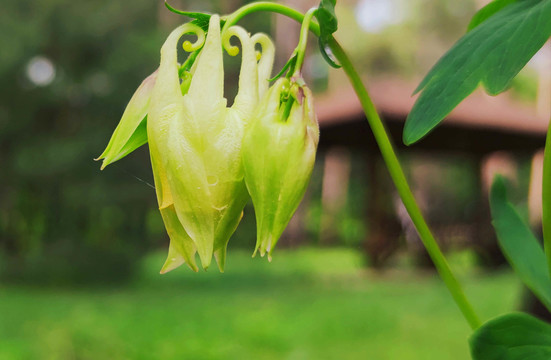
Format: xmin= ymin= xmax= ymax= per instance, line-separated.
xmin=272 ymin=0 xmax=550 ymax=268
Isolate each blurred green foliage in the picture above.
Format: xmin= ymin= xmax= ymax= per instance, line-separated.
xmin=1 ymin=0 xmax=163 ymax=283
xmin=0 ymin=248 xmax=521 ymax=359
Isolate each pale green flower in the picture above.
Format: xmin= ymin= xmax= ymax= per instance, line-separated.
xmin=242 ymin=78 xmax=319 ymax=259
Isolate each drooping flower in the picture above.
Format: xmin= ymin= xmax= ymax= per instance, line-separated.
xmin=242 ymin=77 xmax=319 ymax=259
xmin=148 ymin=15 xmax=275 ymax=270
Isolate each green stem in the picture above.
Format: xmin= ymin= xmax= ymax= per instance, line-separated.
xmin=281 ymin=94 xmax=294 ymax=120
xmin=542 ymin=116 xmax=551 ymax=277
xmin=179 ymin=50 xmax=199 ymax=77
xmin=223 ymin=1 xmax=481 ymax=330
xmin=328 ymin=38 xmax=481 ymax=330
xmin=222 ymin=2 xmax=320 ymax=36
xmin=292 ymin=8 xmax=317 ymax=76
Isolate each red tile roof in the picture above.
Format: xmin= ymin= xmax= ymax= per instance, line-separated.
xmin=315 ymin=78 xmax=549 ymax=136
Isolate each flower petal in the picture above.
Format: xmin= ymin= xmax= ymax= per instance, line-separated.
xmin=160 ymin=205 xmax=198 ymax=273
xmin=97 ymin=71 xmax=157 ymax=169
xmin=186 ymin=15 xmax=225 ymax=113
xmin=227 ymin=26 xmax=259 ymax=117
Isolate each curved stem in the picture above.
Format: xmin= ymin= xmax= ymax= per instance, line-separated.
xmin=179 ymin=50 xmax=199 ymax=77
xmin=223 ymin=1 xmax=481 ymax=330
xmin=222 ymin=2 xmax=320 ymax=36
xmin=292 ymin=8 xmax=317 ymax=76
xmin=542 ymin=117 xmax=551 ymax=276
xmin=328 ymin=38 xmax=481 ymax=330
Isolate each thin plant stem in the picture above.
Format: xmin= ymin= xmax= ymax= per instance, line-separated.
xmin=292 ymin=8 xmax=317 ymax=76
xmin=328 ymin=38 xmax=481 ymax=330
xmin=222 ymin=1 xmax=482 ymax=330
xmin=542 ymin=115 xmax=551 ymax=276
xmin=282 ymin=8 xmax=316 ymax=121
xmin=222 ymin=2 xmax=320 ymax=35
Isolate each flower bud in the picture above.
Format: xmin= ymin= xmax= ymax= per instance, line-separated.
xmin=242 ymin=77 xmax=319 ymax=259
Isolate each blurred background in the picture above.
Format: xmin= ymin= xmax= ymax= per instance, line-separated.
xmin=1 ymin=0 xmax=550 ymax=359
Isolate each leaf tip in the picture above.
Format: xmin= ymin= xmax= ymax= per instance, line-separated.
xmin=402 ymin=118 xmax=423 ymax=146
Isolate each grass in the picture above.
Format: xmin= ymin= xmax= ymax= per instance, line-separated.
xmin=0 ymin=247 xmax=522 ymax=360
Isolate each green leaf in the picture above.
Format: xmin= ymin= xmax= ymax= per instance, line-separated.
xmin=467 ymin=0 xmax=518 ymax=31
xmin=164 ymin=1 xmax=214 ymax=32
xmin=490 ymin=176 xmax=551 ymax=311
xmin=404 ymin=0 xmax=551 ymax=145
xmin=470 ymin=313 xmax=551 ymax=360
xmin=317 ymin=0 xmax=337 ymax=34
xmin=315 ymin=0 xmax=341 ymax=68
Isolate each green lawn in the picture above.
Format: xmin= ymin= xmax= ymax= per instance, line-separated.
xmin=0 ymin=248 xmax=521 ymax=360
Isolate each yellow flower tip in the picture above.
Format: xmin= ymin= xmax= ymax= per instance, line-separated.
xmin=214 ymin=249 xmax=228 ymax=272
xmin=159 ymin=225 xmax=200 ymax=273
xmin=182 ymin=40 xmax=194 ymax=52
xmin=160 ymin=261 xmax=199 ymax=274
xmin=158 ymin=203 xmax=171 ymax=211
xmin=160 ymin=255 xmax=185 ymax=274
xmin=93 ymin=155 xmax=109 ymax=170
xmin=196 ymin=247 xmax=214 ymax=270
xmin=257 ymin=235 xmax=273 ymax=259
xmin=222 ymin=27 xmax=244 ymax=57
xmin=95 ymin=154 xmax=111 ymax=171
xmin=199 ymin=250 xmax=213 ymax=271
xmin=226 ymin=45 xmax=240 ymax=57
xmin=181 ymin=256 xmax=199 ymax=273
xmin=267 ymin=246 xmax=276 ymax=262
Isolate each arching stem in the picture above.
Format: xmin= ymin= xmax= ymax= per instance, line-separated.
xmin=222 ymin=2 xmax=320 ymax=35
xmin=292 ymin=8 xmax=317 ymax=76
xmin=222 ymin=1 xmax=481 ymax=330
xmin=328 ymin=37 xmax=481 ymax=330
